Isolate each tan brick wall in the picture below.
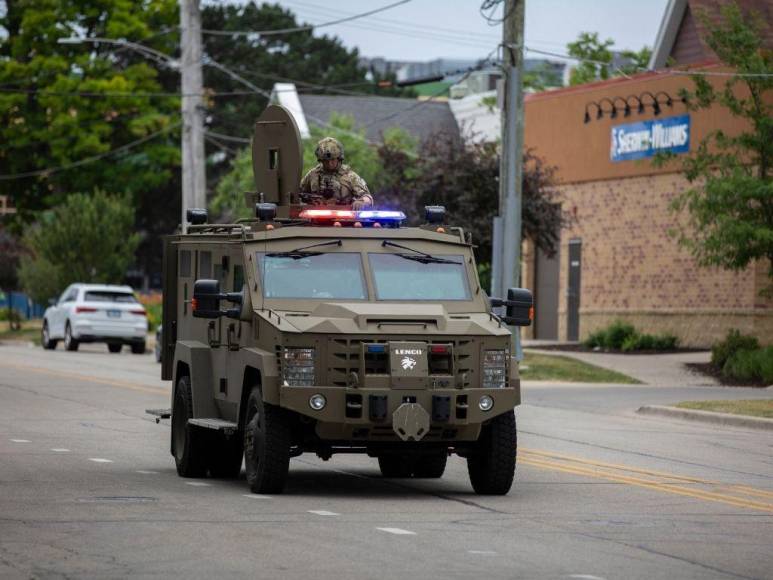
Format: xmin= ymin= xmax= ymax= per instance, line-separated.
xmin=552 ymin=172 xmax=770 ymax=347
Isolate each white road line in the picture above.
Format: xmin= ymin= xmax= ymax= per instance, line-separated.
xmin=567 ymin=575 xmax=607 ymax=580
xmin=185 ymin=482 xmax=211 ymax=487
xmin=308 ymin=510 xmax=339 ymax=516
xmin=88 ymin=458 xmax=113 ymax=463
xmin=376 ymin=527 xmax=416 ymax=536
xmin=136 ymin=470 xmax=159 ymax=474
xmin=242 ymin=494 xmax=272 ymax=500
xmin=51 ymin=448 xmax=70 ymax=452
xmin=468 ymin=550 xmax=497 ymax=555
xmin=10 ymin=439 xmax=30 ymax=443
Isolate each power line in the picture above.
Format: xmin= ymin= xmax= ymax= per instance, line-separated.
xmin=0 ymin=121 xmax=181 ymax=181
xmin=200 ymin=0 xmax=412 ymax=37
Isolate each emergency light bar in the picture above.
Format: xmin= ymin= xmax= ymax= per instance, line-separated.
xmin=299 ymin=209 xmax=407 ymax=226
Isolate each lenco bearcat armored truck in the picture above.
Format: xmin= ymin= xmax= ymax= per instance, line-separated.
xmin=149 ymin=105 xmax=533 ymax=495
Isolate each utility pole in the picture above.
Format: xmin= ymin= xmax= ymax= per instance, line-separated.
xmin=180 ymin=0 xmax=206 ymax=232
xmin=493 ymin=0 xmax=526 ymax=358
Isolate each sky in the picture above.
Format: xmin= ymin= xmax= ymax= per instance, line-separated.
xmin=272 ymin=0 xmax=671 ymax=62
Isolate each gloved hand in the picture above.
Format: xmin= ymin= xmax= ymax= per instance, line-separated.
xmin=352 ymin=194 xmax=374 ymax=210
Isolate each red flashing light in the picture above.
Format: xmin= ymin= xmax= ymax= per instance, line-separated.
xmin=299 ymin=209 xmax=356 ymax=220
xmin=191 ymin=298 xmax=198 ymax=312
xmin=430 ymin=345 xmax=449 ymax=354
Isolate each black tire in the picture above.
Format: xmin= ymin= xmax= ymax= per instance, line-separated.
xmin=172 ymin=375 xmax=208 ymax=477
xmin=41 ymin=322 xmax=58 ymax=350
xmin=64 ymin=322 xmax=79 ymax=351
xmin=244 ymin=387 xmax=291 ymax=494
xmin=154 ymin=341 xmax=162 ymax=363
xmin=108 ymin=343 xmax=122 ymax=353
xmin=378 ymin=454 xmax=415 ymax=478
xmin=131 ymin=341 xmax=146 ymax=354
xmin=207 ymin=434 xmax=244 ymax=479
xmin=467 ymin=410 xmax=517 ymax=495
xmin=413 ymin=451 xmax=448 ymax=479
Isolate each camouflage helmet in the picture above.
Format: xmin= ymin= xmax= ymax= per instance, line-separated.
xmin=315 ymin=137 xmax=344 ymax=161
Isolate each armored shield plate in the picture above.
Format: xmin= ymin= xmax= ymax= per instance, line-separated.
xmin=389 ymin=341 xmax=428 ymax=389
xmin=250 ymin=104 xmax=303 ymax=207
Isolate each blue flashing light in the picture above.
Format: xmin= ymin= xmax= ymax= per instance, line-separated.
xmin=366 ymin=343 xmax=386 ymax=353
xmin=357 ymin=210 xmax=406 ymax=220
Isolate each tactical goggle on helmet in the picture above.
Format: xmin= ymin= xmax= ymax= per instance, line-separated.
xmin=315 ymin=137 xmax=344 ymax=161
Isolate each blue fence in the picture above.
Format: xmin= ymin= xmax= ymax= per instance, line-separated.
xmin=0 ymin=292 xmax=45 ymax=319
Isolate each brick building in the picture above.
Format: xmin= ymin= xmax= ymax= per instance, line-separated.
xmin=520 ymin=0 xmax=771 ymax=347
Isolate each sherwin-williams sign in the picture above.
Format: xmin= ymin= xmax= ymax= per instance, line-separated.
xmin=610 ymin=114 xmax=690 ymax=162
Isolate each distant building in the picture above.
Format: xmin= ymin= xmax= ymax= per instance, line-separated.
xmin=0 ymin=195 xmax=16 ymax=216
xmin=271 ymin=83 xmax=458 ymax=143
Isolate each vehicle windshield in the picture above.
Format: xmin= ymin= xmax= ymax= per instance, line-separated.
xmin=369 ymin=253 xmax=471 ymax=300
xmin=83 ymin=291 xmax=137 ymax=303
xmin=256 ymin=252 xmax=366 ymax=300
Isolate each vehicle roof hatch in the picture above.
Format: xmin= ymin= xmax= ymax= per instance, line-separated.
xmin=249 ymin=104 xmax=303 ymax=208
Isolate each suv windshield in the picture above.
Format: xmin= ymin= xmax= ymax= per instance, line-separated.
xmin=83 ymin=291 xmax=137 ymax=303
xmin=257 ymin=252 xmax=366 ymax=299
xmin=369 ymin=253 xmax=471 ymax=300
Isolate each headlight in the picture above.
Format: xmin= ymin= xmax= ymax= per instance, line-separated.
xmin=282 ymin=348 xmax=315 ymax=386
xmin=482 ymin=349 xmax=507 ymax=389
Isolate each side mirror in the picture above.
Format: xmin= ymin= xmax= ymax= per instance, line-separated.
xmin=490 ymin=287 xmax=533 ymax=327
xmin=192 ymin=279 xmax=244 ymax=319
xmin=192 ymin=279 xmax=222 ymax=318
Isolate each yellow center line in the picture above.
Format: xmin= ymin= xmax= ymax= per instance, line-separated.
xmin=0 ymin=361 xmax=169 ymax=396
xmin=519 ymin=455 xmax=773 ymax=513
xmin=521 ymin=448 xmax=712 ymax=484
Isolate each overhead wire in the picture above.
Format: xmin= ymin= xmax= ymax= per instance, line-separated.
xmin=199 ymin=0 xmax=412 ymax=37
xmin=0 ymin=121 xmax=181 ymax=181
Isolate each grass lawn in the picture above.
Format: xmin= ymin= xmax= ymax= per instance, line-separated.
xmin=0 ymin=318 xmax=42 ymax=345
xmin=519 ymin=351 xmax=640 ymax=383
xmin=675 ymin=400 xmax=773 ymax=419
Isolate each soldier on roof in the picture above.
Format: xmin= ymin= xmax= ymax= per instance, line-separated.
xmin=300 ymin=137 xmax=374 ymax=209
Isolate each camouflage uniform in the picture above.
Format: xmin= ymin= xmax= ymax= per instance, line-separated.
xmin=299 ymin=137 xmax=373 ymax=208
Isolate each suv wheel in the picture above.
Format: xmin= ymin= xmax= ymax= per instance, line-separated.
xmin=244 ymin=387 xmax=291 ymax=494
xmin=131 ymin=341 xmax=146 ymax=355
xmin=108 ymin=343 xmax=122 ymax=353
xmin=41 ymin=322 xmax=58 ymax=350
xmin=64 ymin=322 xmax=79 ymax=352
xmin=467 ymin=410 xmax=517 ymax=495
xmin=172 ymin=375 xmax=208 ymax=477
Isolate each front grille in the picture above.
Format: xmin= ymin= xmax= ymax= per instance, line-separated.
xmin=324 ymin=337 xmax=475 ymax=388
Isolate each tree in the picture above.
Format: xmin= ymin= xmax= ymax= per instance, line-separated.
xmin=664 ymin=3 xmax=772 ymax=287
xmin=567 ymin=32 xmax=614 ymax=85
xmin=18 ymin=191 xmax=140 ymax=304
xmin=566 ymin=32 xmax=651 ymax=85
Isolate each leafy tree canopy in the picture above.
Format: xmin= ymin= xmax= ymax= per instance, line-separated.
xmin=18 ymin=190 xmax=140 ymax=303
xmin=567 ymin=31 xmax=651 ymax=85
xmin=0 ymin=0 xmax=180 ymax=219
xmin=660 ymin=2 xmax=772 ymax=286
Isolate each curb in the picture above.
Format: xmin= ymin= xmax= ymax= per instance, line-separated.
xmin=637 ymin=405 xmax=773 ymax=431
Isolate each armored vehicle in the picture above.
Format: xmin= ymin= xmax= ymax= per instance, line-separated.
xmin=150 ymin=105 xmax=532 ymax=495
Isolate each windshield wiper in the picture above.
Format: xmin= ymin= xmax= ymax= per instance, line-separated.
xmin=266 ymin=239 xmax=342 ymax=259
xmin=381 ymin=240 xmax=461 ymax=265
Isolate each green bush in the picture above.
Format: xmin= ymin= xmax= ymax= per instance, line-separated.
xmin=711 ymin=329 xmax=759 ymax=368
xmin=0 ymin=308 xmax=22 ymax=322
xmin=145 ymin=303 xmax=162 ymax=332
xmin=723 ymin=346 xmax=773 ymax=384
xmin=587 ymin=320 xmax=678 ymax=351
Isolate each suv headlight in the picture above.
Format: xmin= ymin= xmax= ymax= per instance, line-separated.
xmin=482 ymin=349 xmax=507 ymax=389
xmin=283 ymin=348 xmax=315 ymax=386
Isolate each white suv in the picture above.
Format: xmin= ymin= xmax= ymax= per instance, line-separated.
xmin=42 ymin=284 xmax=148 ymax=354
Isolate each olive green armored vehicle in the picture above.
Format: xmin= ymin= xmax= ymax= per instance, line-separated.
xmin=149 ymin=105 xmax=532 ymax=495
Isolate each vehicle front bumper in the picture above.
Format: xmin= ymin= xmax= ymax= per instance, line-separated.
xmin=280 ymin=381 xmax=520 ymax=442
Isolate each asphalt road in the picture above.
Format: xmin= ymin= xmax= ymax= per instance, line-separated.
xmin=1 ymin=342 xmax=771 ymax=580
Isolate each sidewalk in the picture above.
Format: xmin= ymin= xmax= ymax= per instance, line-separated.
xmin=525 ymin=347 xmax=718 ymax=387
